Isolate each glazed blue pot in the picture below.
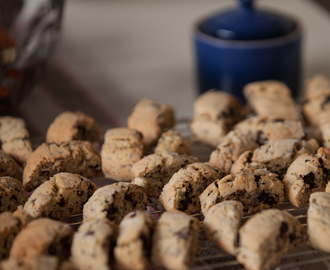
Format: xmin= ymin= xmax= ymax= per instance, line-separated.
xmin=193 ymin=0 xmax=302 ymax=102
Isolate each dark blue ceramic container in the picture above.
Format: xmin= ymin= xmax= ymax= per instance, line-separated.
xmin=193 ymin=0 xmax=302 ymax=102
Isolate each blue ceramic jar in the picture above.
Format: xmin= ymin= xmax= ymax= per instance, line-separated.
xmin=193 ymin=0 xmax=302 ymax=101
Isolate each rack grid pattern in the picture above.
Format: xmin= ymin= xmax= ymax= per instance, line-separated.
xmin=58 ymin=119 xmax=330 ymax=270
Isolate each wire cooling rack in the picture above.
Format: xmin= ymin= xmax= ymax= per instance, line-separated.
xmin=59 ymin=119 xmax=330 ymax=270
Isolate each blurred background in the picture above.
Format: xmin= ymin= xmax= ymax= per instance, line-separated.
xmin=1 ymin=0 xmax=330 ymax=137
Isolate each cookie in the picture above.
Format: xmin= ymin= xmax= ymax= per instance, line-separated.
xmin=189 ymin=116 xmax=229 ymax=147
xmin=101 ymin=127 xmax=144 ymax=182
xmin=190 ymin=90 xmax=245 ymax=146
xmin=131 ymin=151 xmax=198 ymax=197
xmin=71 ymin=218 xmax=118 ymax=270
xmin=151 ymin=212 xmax=200 ymax=270
xmin=234 ymin=116 xmax=307 ymax=145
xmin=127 ymin=99 xmax=175 ymax=146
xmin=236 ymin=209 xmax=305 ymax=270
xmin=23 ymin=141 xmax=103 ymax=192
xmin=46 ymin=111 xmax=102 ymax=144
xmin=209 ymin=130 xmax=259 ymax=174
xmin=10 ymin=218 xmax=73 ymax=263
xmin=304 ymin=74 xmax=330 ymax=101
xmin=200 ymin=168 xmax=284 ymax=216
xmin=83 ymin=182 xmax=148 ymax=224
xmin=307 ymin=192 xmax=330 ymax=253
xmin=159 ymin=162 xmax=225 ymax=214
xmin=114 ymin=211 xmax=155 ymax=270
xmin=203 ymin=201 xmax=243 ymax=255
xmin=193 ymin=90 xmax=244 ymax=125
xmin=0 ymin=116 xmax=33 ymax=164
xmin=0 ymin=150 xmax=20 ymax=180
xmin=283 ymin=148 xmax=330 ymax=208
xmin=154 ymin=129 xmax=192 ymax=155
xmin=0 ymin=176 xmax=28 ymax=213
xmin=243 ymin=80 xmax=299 ymax=120
xmin=24 ymin=173 xmax=97 ymax=219
xmin=0 ymin=256 xmax=75 ymax=270
xmin=251 ymin=139 xmax=317 ymax=178
xmin=0 ymin=208 xmax=32 ymax=261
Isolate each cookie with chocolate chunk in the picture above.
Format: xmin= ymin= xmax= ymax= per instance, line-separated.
xmin=200 ymin=168 xmax=284 ymax=216
xmin=243 ymin=80 xmax=299 ymax=120
xmin=131 ymin=151 xmax=198 ymax=197
xmin=83 ymin=183 xmax=148 ymax=224
xmin=24 ymin=173 xmax=97 ymax=219
xmin=114 ymin=211 xmax=155 ymax=270
xmin=159 ymin=162 xmax=225 ymax=214
xmin=307 ymin=192 xmax=330 ymax=253
xmin=154 ymin=129 xmax=192 ymax=155
xmin=101 ymin=128 xmax=144 ymax=182
xmin=46 ymin=111 xmax=102 ymax=144
xmin=0 ymin=116 xmax=33 ymax=164
xmin=0 ymin=208 xmax=32 ymax=261
xmin=283 ymin=147 xmax=330 ymax=208
xmin=236 ymin=209 xmax=305 ymax=270
xmin=127 ymin=99 xmax=175 ymax=146
xmin=0 ymin=176 xmax=28 ymax=213
xmin=209 ymin=130 xmax=259 ymax=174
xmin=0 ymin=150 xmax=20 ymax=180
xmin=71 ymin=218 xmax=118 ymax=270
xmin=10 ymin=218 xmax=73 ymax=262
xmin=203 ymin=201 xmax=243 ymax=255
xmin=151 ymin=212 xmax=200 ymax=270
xmin=23 ymin=141 xmax=102 ymax=192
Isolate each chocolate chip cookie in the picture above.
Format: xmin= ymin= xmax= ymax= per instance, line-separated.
xmin=71 ymin=218 xmax=118 ymax=270
xmin=200 ymin=168 xmax=284 ymax=216
xmin=101 ymin=127 xmax=144 ymax=181
xmin=83 ymin=182 xmax=148 ymax=224
xmin=114 ymin=211 xmax=155 ymax=270
xmin=24 ymin=173 xmax=97 ymax=219
xmin=159 ymin=162 xmax=225 ymax=214
xmin=23 ymin=141 xmax=103 ymax=191
xmin=131 ymin=151 xmax=198 ymax=197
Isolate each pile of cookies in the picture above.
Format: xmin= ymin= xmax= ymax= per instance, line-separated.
xmin=1 ymin=75 xmax=330 ymax=270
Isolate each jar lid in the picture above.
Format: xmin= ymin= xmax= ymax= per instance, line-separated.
xmin=199 ymin=0 xmax=297 ymax=41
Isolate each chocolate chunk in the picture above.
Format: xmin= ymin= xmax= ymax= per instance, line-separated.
xmin=10 ymin=194 xmax=17 ymax=201
xmin=257 ymin=190 xmax=276 ymax=205
xmin=302 ymin=172 xmax=315 ymax=189
xmin=247 ymin=152 xmax=253 ymax=163
xmin=235 ymin=233 xmax=241 ymax=247
xmin=77 ymin=190 xmax=85 ymax=197
xmin=256 ymin=130 xmax=268 ymax=146
xmin=58 ymin=197 xmax=66 ymax=207
xmin=280 ymin=221 xmax=288 ymax=238
xmin=214 ymin=181 xmax=219 ymax=188
xmin=175 ymin=231 xmax=188 ymax=240
xmin=85 ymin=230 xmax=95 ymax=236
xmin=104 ymin=206 xmax=118 ymax=221
xmin=254 ymin=175 xmax=261 ymax=187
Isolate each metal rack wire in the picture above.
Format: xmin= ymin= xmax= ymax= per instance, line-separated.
xmin=62 ymin=118 xmax=330 ymax=270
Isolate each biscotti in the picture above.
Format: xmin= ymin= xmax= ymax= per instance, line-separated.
xmin=283 ymin=147 xmax=330 ymax=208
xmin=0 ymin=116 xmax=33 ymax=164
xmin=154 ymin=129 xmax=192 ymax=155
xmin=23 ymin=141 xmax=102 ymax=191
xmin=0 ymin=150 xmax=20 ymax=180
xmin=0 ymin=208 xmax=32 ymax=261
xmin=114 ymin=211 xmax=155 ymax=270
xmin=83 ymin=182 xmax=148 ymax=224
xmin=200 ymin=168 xmax=284 ymax=216
xmin=24 ymin=173 xmax=97 ymax=219
xmin=0 ymin=176 xmax=28 ymax=213
xmin=236 ymin=209 xmax=305 ymax=270
xmin=10 ymin=218 xmax=73 ymax=262
xmin=131 ymin=151 xmax=198 ymax=197
xmin=71 ymin=218 xmax=118 ymax=270
xmin=101 ymin=127 xmax=144 ymax=181
xmin=151 ymin=212 xmax=200 ymax=270
xmin=243 ymin=80 xmax=299 ymax=120
xmin=46 ymin=111 xmax=102 ymax=144
xmin=159 ymin=162 xmax=225 ymax=214
xmin=127 ymin=99 xmax=175 ymax=146
xmin=203 ymin=201 xmax=243 ymax=255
